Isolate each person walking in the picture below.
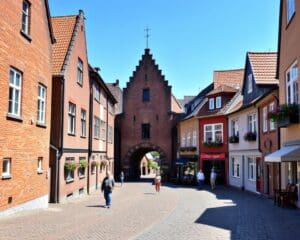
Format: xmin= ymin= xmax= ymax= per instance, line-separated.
xmin=210 ymin=167 xmax=217 ymax=190
xmin=120 ymin=171 xmax=124 ymax=186
xmin=197 ymin=169 xmax=205 ymax=190
xmin=154 ymin=172 xmax=161 ymax=193
xmin=101 ymin=171 xmax=115 ymax=208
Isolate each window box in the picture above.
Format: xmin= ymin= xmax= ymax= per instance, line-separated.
xmin=244 ymin=132 xmax=256 ymax=142
xmin=229 ymin=135 xmax=239 ymax=144
xmin=268 ymin=104 xmax=299 ymax=128
xmin=203 ymin=141 xmax=223 ymax=147
xmin=179 ymin=146 xmax=197 ymax=152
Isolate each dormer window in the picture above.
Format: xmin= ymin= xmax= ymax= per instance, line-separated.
xmin=209 ymin=98 xmax=214 ymax=110
xmin=247 ymin=74 xmax=253 ymax=93
xmin=216 ymin=96 xmax=222 ymax=108
xmin=287 ymin=0 xmax=295 ymax=23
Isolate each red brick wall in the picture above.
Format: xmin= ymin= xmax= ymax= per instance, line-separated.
xmin=0 ymin=0 xmax=52 ymax=211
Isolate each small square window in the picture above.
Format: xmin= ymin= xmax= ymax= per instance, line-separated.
xmin=2 ymin=158 xmax=11 ymax=178
xmin=143 ymin=89 xmax=150 ymax=102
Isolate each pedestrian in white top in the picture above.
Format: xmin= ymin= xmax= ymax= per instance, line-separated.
xmin=210 ymin=167 xmax=217 ymax=190
xmin=197 ymin=169 xmax=205 ymax=190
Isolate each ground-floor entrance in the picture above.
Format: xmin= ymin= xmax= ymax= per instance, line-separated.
xmin=202 ymin=160 xmax=226 ymax=185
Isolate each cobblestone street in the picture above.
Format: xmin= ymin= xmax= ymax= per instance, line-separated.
xmin=1 ymin=182 xmax=300 ymax=240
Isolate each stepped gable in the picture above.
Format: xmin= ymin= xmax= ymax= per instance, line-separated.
xmin=124 ymin=48 xmax=171 ymax=95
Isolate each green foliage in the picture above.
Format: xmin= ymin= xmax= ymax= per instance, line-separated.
xmin=148 ymin=159 xmax=159 ymax=170
xmin=79 ymin=159 xmax=87 ymax=169
xmin=65 ymin=161 xmax=76 ymax=171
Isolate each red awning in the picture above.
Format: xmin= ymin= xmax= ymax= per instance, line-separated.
xmin=200 ymin=153 xmax=225 ymax=160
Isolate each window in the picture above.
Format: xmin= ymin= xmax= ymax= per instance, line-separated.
xmin=22 ymin=1 xmax=30 ymax=35
xmin=94 ymin=83 xmax=100 ymax=102
xmin=65 ymin=157 xmax=75 ymax=182
xmin=108 ymin=126 xmax=113 ymax=143
xmin=263 ymin=106 xmax=268 ymax=133
xmin=204 ymin=123 xmax=223 ymax=143
xmin=77 ymin=58 xmax=83 ymax=85
xmin=81 ymin=109 xmax=86 ymax=137
xmin=287 ymin=0 xmax=295 ymax=23
xmin=143 ymin=89 xmax=150 ymax=102
xmin=37 ymin=84 xmax=46 ymax=124
xmin=142 ymin=124 xmax=150 ymax=139
xmin=231 ymin=157 xmax=240 ymax=178
xmin=192 ymin=130 xmax=197 ymax=146
xmin=2 ymin=158 xmax=11 ymax=178
xmin=247 ymin=74 xmax=253 ymax=93
xmin=231 ymin=119 xmax=239 ymax=136
xmin=286 ymin=62 xmax=298 ymax=104
xmin=209 ymin=98 xmax=214 ymax=110
xmin=78 ymin=157 xmax=86 ymax=178
xmin=248 ymin=157 xmax=256 ymax=181
xmin=100 ymin=120 xmax=106 ymax=140
xmin=181 ymin=134 xmax=186 ymax=147
xmin=248 ymin=113 xmax=257 ymax=133
xmin=94 ymin=116 xmax=100 ymax=139
xmin=187 ymin=132 xmax=191 ymax=147
xmin=37 ymin=157 xmax=43 ymax=173
xmin=216 ymin=96 xmax=222 ymax=108
xmin=9 ymin=68 xmax=22 ymax=116
xmin=269 ymin=102 xmax=275 ymax=130
xmin=68 ymin=103 xmax=76 ymax=135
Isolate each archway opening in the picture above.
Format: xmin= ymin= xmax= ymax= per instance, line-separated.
xmin=140 ymin=151 xmax=160 ymax=180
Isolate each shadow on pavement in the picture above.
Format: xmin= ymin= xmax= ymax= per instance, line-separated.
xmin=86 ymin=204 xmax=107 ymax=208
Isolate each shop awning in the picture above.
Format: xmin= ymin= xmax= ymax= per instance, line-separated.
xmin=175 ymin=157 xmax=197 ymax=165
xmin=265 ymin=145 xmax=300 ymax=162
xmin=200 ymin=153 xmax=225 ymax=160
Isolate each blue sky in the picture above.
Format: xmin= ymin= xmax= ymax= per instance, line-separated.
xmin=49 ymin=0 xmax=280 ymax=99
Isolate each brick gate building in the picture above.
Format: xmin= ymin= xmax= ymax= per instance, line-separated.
xmin=115 ymin=49 xmax=183 ymax=180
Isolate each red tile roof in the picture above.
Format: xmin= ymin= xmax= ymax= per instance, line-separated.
xmin=213 ymin=69 xmax=244 ymax=89
xmin=207 ymin=85 xmax=237 ymax=96
xmin=51 ymin=15 xmax=77 ymax=75
xmin=248 ymin=52 xmax=278 ymax=84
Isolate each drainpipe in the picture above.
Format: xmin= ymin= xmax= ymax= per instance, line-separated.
xmin=50 ymin=144 xmax=60 ymax=203
xmin=87 ymin=75 xmax=93 ymax=194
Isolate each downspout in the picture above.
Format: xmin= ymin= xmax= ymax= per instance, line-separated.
xmin=88 ymin=76 xmax=93 ymax=193
xmin=106 ymin=96 xmax=109 ymax=173
xmin=59 ymin=76 xmax=65 ymax=203
xmin=50 ymin=144 xmax=60 ymax=203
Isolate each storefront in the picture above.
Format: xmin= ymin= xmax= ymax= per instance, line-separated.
xmin=175 ymin=157 xmax=198 ymax=184
xmin=200 ymin=153 xmax=227 ymax=185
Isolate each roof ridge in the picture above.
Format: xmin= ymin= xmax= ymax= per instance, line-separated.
xmin=51 ymin=14 xmax=77 ymax=19
xmin=248 ymin=51 xmax=277 ymax=54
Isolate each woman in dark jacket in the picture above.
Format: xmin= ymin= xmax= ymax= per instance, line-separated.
xmin=101 ymin=171 xmax=115 ymax=208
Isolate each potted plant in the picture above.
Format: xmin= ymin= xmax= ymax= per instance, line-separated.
xmin=79 ymin=159 xmax=87 ymax=169
xmin=268 ymin=104 xmax=299 ymax=127
xmin=64 ymin=160 xmax=76 ymax=171
xmin=229 ymin=135 xmax=239 ymax=144
xmin=203 ymin=141 xmax=223 ymax=147
xmin=187 ymin=146 xmax=197 ymax=151
xmin=244 ymin=132 xmax=256 ymax=141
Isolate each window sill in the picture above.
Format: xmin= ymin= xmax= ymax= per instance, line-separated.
xmin=232 ymin=176 xmax=240 ymax=179
xmin=94 ymin=137 xmax=100 ymax=140
xmin=66 ymin=178 xmax=74 ymax=183
xmin=37 ymin=170 xmax=43 ymax=174
xmin=77 ymin=82 xmax=83 ymax=87
xmin=36 ymin=122 xmax=47 ymax=128
xmin=20 ymin=30 xmax=32 ymax=42
xmin=79 ymin=175 xmax=85 ymax=179
xmin=2 ymin=175 xmax=12 ymax=180
xmin=80 ymin=136 xmax=87 ymax=139
xmin=68 ymin=133 xmax=76 ymax=137
xmin=6 ymin=113 xmax=23 ymax=122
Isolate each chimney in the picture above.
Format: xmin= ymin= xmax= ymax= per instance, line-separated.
xmin=94 ymin=67 xmax=100 ymax=72
xmin=114 ymin=79 xmax=119 ymax=86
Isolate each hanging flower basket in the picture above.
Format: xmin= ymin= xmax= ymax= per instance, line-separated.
xmin=91 ymin=160 xmax=100 ymax=168
xmin=229 ymin=135 xmax=239 ymax=144
xmin=64 ymin=161 xmax=76 ymax=171
xmin=268 ymin=104 xmax=299 ymax=127
xmin=244 ymin=132 xmax=256 ymax=141
xmin=203 ymin=141 xmax=223 ymax=147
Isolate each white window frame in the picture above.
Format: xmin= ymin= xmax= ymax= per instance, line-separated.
xmin=248 ymin=113 xmax=257 ymax=133
xmin=204 ymin=123 xmax=223 ymax=143
xmin=247 ymin=74 xmax=253 ymax=93
xmin=187 ymin=132 xmax=191 ymax=147
xmin=231 ymin=157 xmax=240 ymax=178
xmin=209 ymin=98 xmax=214 ymax=110
xmin=269 ymin=102 xmax=275 ymax=130
xmin=22 ymin=0 xmax=30 ymax=35
xmin=192 ymin=130 xmax=197 ymax=147
xmin=37 ymin=84 xmax=46 ymax=124
xmin=94 ymin=116 xmax=100 ymax=139
xmin=37 ymin=157 xmax=43 ymax=173
xmin=65 ymin=157 xmax=75 ymax=182
xmin=248 ymin=157 xmax=256 ymax=181
xmin=231 ymin=119 xmax=239 ymax=136
xmin=2 ymin=158 xmax=11 ymax=178
xmin=181 ymin=134 xmax=186 ymax=147
xmin=286 ymin=61 xmax=298 ymax=104
xmin=9 ymin=68 xmax=22 ymax=116
xmin=263 ymin=106 xmax=268 ymax=133
xmin=80 ymin=109 xmax=86 ymax=137
xmin=216 ymin=96 xmax=222 ymax=108
xmin=77 ymin=58 xmax=83 ymax=85
xmin=68 ymin=103 xmax=76 ymax=135
xmin=287 ymin=0 xmax=295 ymax=23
